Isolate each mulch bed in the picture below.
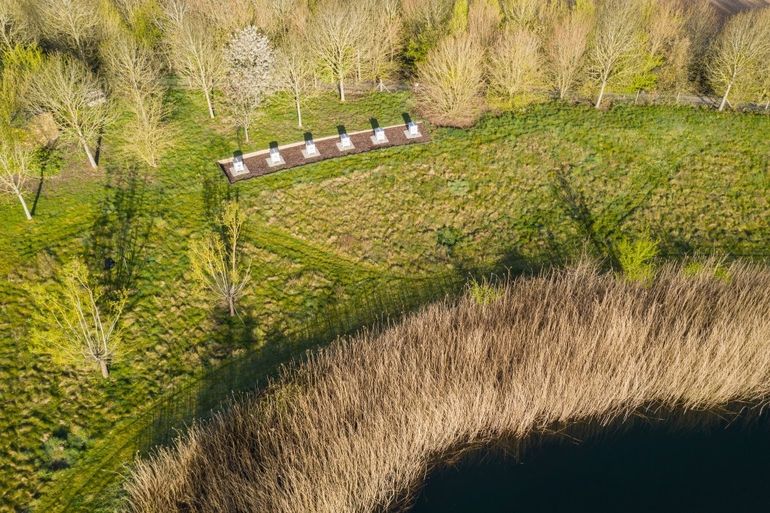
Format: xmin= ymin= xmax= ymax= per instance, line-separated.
xmin=217 ymin=122 xmax=431 ymax=183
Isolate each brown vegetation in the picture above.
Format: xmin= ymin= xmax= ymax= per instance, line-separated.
xmin=415 ymin=34 xmax=485 ymax=127
xmin=125 ymin=261 xmax=770 ymax=513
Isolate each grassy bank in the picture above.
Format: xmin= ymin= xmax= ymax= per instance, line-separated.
xmin=1 ymin=91 xmax=769 ymax=511
xmin=124 ymin=262 xmax=770 ymax=513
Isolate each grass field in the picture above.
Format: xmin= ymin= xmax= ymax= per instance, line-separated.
xmin=1 ymin=89 xmax=769 ymax=512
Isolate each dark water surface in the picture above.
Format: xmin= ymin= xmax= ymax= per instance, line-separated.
xmin=410 ymin=417 xmax=770 ymax=513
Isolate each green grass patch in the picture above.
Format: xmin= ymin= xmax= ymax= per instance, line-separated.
xmin=0 ymin=90 xmax=768 ymax=512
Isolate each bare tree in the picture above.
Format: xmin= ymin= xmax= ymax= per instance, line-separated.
xmin=28 ymin=54 xmax=110 ymax=169
xmin=709 ymin=8 xmax=770 ymax=112
xmin=181 ymin=0 xmax=255 ymax=35
xmin=307 ymin=1 xmax=366 ymax=102
xmin=500 ymin=0 xmax=541 ymax=27
xmin=251 ymin=0 xmax=309 ymax=41
xmin=103 ymin=33 xmax=169 ymax=167
xmin=0 ymin=137 xmax=36 ymax=220
xmin=275 ymin=36 xmax=315 ymax=128
xmin=402 ymin=0 xmax=454 ymax=67
xmin=416 ymin=34 xmax=486 ymax=127
xmin=358 ymin=0 xmax=402 ymax=90
xmin=589 ymin=0 xmax=643 ymax=109
xmin=189 ymin=201 xmax=251 ymax=317
xmin=402 ymin=0 xmax=453 ymax=29
xmin=468 ymin=0 xmax=503 ymax=48
xmin=658 ymin=35 xmax=692 ymax=103
xmin=0 ymin=0 xmax=32 ymax=49
xmin=488 ymin=27 xmax=544 ymax=107
xmin=36 ymin=0 xmax=101 ymax=60
xmin=626 ymin=0 xmax=686 ymax=100
xmin=545 ymin=5 xmax=593 ymax=100
xmin=681 ymin=0 xmax=719 ymax=94
xmin=223 ymin=26 xmax=275 ymax=143
xmin=0 ymin=43 xmax=42 ymax=130
xmin=162 ymin=3 xmax=226 ymax=118
xmin=28 ymin=259 xmax=127 ymax=378
xmin=499 ymin=0 xmax=562 ymax=33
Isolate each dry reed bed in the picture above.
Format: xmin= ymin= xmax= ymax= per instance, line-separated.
xmin=125 ymin=262 xmax=770 ymax=513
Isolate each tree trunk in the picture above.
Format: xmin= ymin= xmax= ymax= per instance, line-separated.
xmin=719 ymin=82 xmax=732 ymax=112
xmin=244 ymin=125 xmax=250 ymax=143
xmin=634 ymin=90 xmax=641 ymax=105
xmin=16 ymin=190 xmax=31 ymax=220
xmin=99 ymin=359 xmax=109 ymax=378
xmin=764 ymin=99 xmax=769 ymax=111
xmin=205 ymin=88 xmax=215 ymax=118
xmin=676 ymin=91 xmax=681 ymax=105
xmin=339 ymin=78 xmax=346 ymax=102
xmin=228 ymin=295 xmax=235 ymax=317
xmin=83 ymin=141 xmax=97 ymax=168
xmin=295 ymin=96 xmax=303 ymax=128
xmin=595 ymin=80 xmax=607 ymax=109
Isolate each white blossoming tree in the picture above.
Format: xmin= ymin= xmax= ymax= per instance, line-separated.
xmin=223 ymin=26 xmax=275 ymax=143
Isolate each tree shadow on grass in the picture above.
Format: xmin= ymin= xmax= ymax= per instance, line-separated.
xmin=201 ymin=167 xmax=238 ymax=228
xmin=136 ymin=242 xmax=554 ymax=455
xmin=128 ymin=154 xmax=696 ymax=484
xmin=67 ymin=231 xmax=612 ymax=511
xmin=30 ymin=144 xmax=63 ymax=217
xmin=550 ymin=165 xmax=620 ymax=268
xmin=83 ymin=166 xmax=157 ymax=299
xmin=135 ymin=269 xmax=473 ymax=453
xmin=30 ymin=168 xmax=45 ymax=217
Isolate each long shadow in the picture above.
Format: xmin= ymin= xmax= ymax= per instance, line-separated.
xmin=137 ymin=242 xmax=540 ymax=455
xmin=83 ymin=166 xmax=156 ymax=298
xmin=30 ymin=169 xmax=44 ymax=217
xmin=138 ymin=271 xmax=467 ymax=452
xmin=550 ymin=165 xmax=619 ymax=268
xmin=201 ymin=168 xmax=235 ymax=228
xmin=30 ymin=144 xmax=62 ymax=216
xmin=94 ymin=135 xmax=103 ymax=167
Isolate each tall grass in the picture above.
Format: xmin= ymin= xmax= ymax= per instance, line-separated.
xmin=125 ymin=261 xmax=770 ymax=513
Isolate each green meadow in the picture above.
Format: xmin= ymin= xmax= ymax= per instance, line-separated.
xmin=1 ymin=89 xmax=769 ymax=512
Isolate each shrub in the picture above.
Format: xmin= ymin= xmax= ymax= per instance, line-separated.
xmin=125 ymin=261 xmax=770 ymax=513
xmin=42 ymin=426 xmax=89 ymax=471
xmin=487 ymin=27 xmax=545 ymax=109
xmin=435 ymin=225 xmax=462 ymax=254
xmin=468 ymin=279 xmax=501 ymax=305
xmin=616 ymin=235 xmax=659 ymax=283
xmin=415 ymin=34 xmax=486 ymax=127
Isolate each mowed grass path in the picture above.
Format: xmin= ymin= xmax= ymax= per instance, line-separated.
xmin=0 ymin=91 xmax=769 ymax=511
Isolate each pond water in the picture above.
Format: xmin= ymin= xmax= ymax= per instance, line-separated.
xmin=409 ymin=415 xmax=770 ymax=513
